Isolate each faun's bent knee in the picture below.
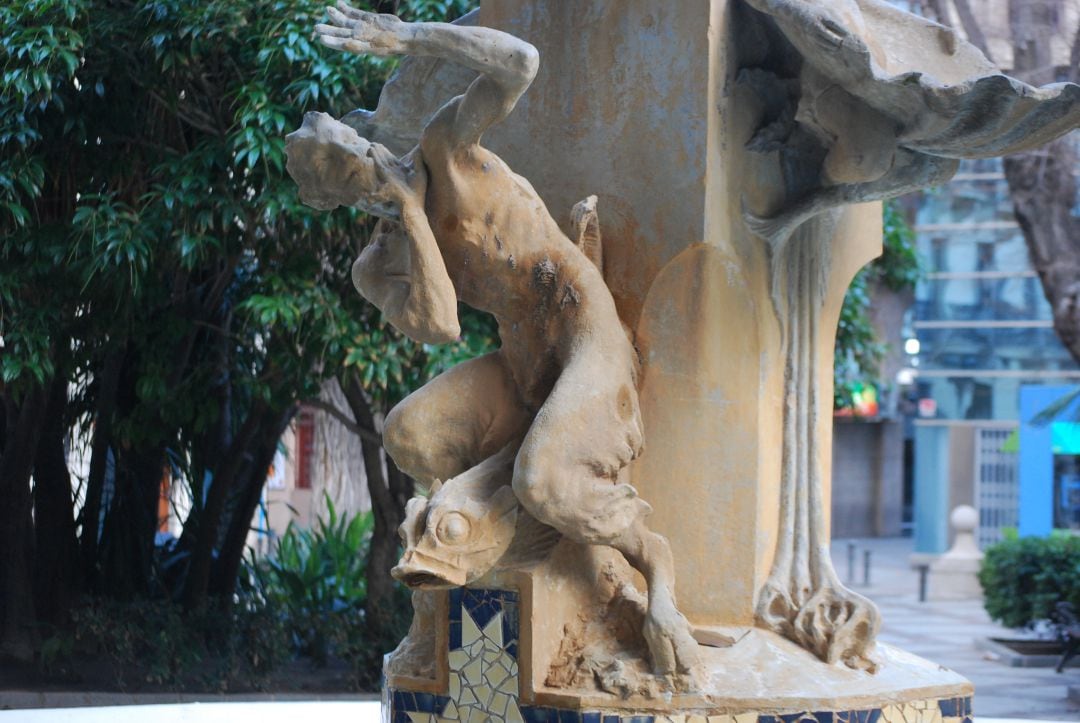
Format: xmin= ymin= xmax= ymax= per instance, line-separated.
xmin=383 ymin=402 xmax=428 ymax=481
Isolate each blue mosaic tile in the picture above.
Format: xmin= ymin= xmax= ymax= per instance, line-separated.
xmin=622 ymin=716 xmax=655 ymax=723
xmin=851 ymin=709 xmax=876 ymax=723
xmin=387 ymin=687 xmax=450 ymax=721
xmin=938 ymin=698 xmax=961 ymax=717
xmin=602 ymin=716 xmax=620 ymax=723
xmin=558 ymin=709 xmax=581 ymax=722
xmin=582 ymin=712 xmax=601 ymax=723
xmin=522 ymin=706 xmax=561 ymax=723
xmin=811 ymin=712 xmax=835 ymax=723
xmin=963 ymin=696 xmax=973 ymax=716
xmin=866 ymin=709 xmax=882 ymax=723
xmin=413 ymin=691 xmax=436 ymax=712
xmin=460 ymin=587 xmax=520 ymax=646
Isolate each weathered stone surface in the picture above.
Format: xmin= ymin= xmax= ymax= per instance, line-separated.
xmin=284 ymin=0 xmax=1079 ymax=713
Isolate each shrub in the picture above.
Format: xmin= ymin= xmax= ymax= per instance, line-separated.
xmin=978 ymin=530 xmax=1080 ymax=629
xmin=38 ymin=502 xmax=409 ymax=691
xmin=242 ymin=500 xmax=411 ymax=689
xmin=40 ymin=596 xmax=290 ymax=691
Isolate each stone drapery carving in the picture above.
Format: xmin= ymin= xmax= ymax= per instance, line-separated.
xmin=740 ymin=0 xmax=1079 ymax=672
xmin=285 ymin=2 xmax=699 ymax=689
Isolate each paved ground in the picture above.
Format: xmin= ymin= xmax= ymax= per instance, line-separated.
xmin=831 ymin=536 xmax=1080 ymax=721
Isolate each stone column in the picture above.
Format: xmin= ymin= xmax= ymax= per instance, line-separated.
xmin=481 ymin=0 xmax=881 ymax=628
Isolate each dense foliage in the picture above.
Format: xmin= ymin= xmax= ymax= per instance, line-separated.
xmin=833 ymin=200 xmax=920 ymax=410
xmin=978 ymin=531 xmax=1080 ymax=629
xmin=0 ymin=0 xmax=477 ymax=664
xmin=41 ymin=506 xmax=385 ymax=691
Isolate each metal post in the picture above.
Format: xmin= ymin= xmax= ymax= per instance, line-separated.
xmin=862 ymin=549 xmax=871 ymax=587
xmin=847 ymin=542 xmax=856 ymax=585
xmin=917 ymin=564 xmax=929 ymax=602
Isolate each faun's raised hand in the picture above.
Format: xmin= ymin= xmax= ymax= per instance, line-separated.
xmin=316 ymin=1 xmax=414 ymax=56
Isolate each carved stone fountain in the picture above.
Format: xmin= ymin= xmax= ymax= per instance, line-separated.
xmin=285 ymin=1 xmax=1079 ymax=720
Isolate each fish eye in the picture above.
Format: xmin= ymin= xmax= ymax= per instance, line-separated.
xmin=436 ymin=512 xmax=471 ymax=544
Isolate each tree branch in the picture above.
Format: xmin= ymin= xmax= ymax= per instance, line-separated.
xmin=949 ymin=0 xmax=994 ymax=62
xmin=304 ymin=396 xmax=383 ymax=446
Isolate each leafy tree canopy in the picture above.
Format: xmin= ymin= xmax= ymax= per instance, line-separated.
xmin=0 ymin=0 xmax=478 ymax=657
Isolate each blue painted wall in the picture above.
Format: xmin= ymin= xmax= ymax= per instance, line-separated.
xmin=1018 ymin=385 xmax=1080 ymax=537
xmin=914 ymin=424 xmax=950 ymax=553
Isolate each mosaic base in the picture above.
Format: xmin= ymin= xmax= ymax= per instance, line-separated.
xmin=383 ymin=588 xmax=974 ymax=723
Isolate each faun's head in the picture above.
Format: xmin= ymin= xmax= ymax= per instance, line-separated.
xmin=285 ymin=111 xmax=397 ymax=216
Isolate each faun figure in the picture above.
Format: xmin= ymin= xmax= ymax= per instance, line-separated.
xmin=285 ymin=2 xmax=699 ymax=688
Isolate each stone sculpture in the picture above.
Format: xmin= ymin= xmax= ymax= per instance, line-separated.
xmin=285 ymin=1 xmax=699 ymax=687
xmin=284 ymin=0 xmax=1078 ymax=719
xmin=741 ymin=0 xmax=1078 ymax=672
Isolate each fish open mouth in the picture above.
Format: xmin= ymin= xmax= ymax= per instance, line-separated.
xmin=392 ymin=558 xmax=466 ymax=589
xmin=395 ymin=571 xmax=458 ymax=590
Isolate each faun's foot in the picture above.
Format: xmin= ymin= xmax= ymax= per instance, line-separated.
xmin=642 ymin=595 xmax=701 ymax=691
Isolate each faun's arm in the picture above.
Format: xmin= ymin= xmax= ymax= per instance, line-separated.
xmin=353 ymin=202 xmax=460 ymax=346
xmin=317 ymin=2 xmax=539 ymax=147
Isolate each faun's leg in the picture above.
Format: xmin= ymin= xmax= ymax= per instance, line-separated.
xmin=512 ymin=354 xmax=699 ymax=686
xmin=384 ymin=350 xmax=531 ymax=489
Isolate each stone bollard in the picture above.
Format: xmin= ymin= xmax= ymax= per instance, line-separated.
xmin=928 ymin=505 xmax=985 ymax=600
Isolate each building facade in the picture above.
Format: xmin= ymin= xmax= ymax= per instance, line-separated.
xmin=910 ymin=152 xmax=1080 ymax=553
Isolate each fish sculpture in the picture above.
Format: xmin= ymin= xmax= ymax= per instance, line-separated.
xmin=392 ymin=445 xmax=562 ymax=589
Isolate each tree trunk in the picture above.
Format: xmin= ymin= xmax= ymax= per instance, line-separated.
xmin=0 ymin=385 xmax=48 ymax=661
xmin=97 ymin=443 xmax=167 ymax=598
xmin=81 ymin=347 xmax=123 ymax=586
xmin=210 ymin=404 xmax=296 ymax=600
xmin=182 ymin=400 xmax=268 ymax=610
xmin=950 ymin=0 xmax=993 ymax=60
xmin=340 ymin=373 xmax=413 ymax=629
xmin=1002 ymin=3 xmax=1080 ymax=366
xmin=33 ymin=374 xmax=80 ymax=624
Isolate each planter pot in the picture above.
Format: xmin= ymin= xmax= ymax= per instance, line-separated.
xmin=976 ymin=636 xmax=1079 ymax=668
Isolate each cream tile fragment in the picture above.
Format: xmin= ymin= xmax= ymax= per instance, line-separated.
xmin=462 ymin=656 xmax=484 ymax=684
xmin=473 ymin=683 xmax=494 ymax=709
xmin=497 ymin=672 xmax=517 ymax=696
xmin=506 ymin=702 xmax=525 ymax=723
xmin=921 ymin=706 xmax=943 ymax=723
xmin=406 ymin=713 xmax=434 ymax=723
xmin=448 ymin=672 xmax=461 ymax=699
xmin=462 ymin=609 xmax=482 ymax=647
xmin=879 ymin=703 xmax=907 ymax=723
xmin=448 ymin=650 xmax=469 ymax=669
xmin=733 ymin=713 xmax=757 ymax=723
xmin=481 ymin=613 xmax=503 ymax=645
xmin=490 ymin=691 xmax=509 ymax=716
